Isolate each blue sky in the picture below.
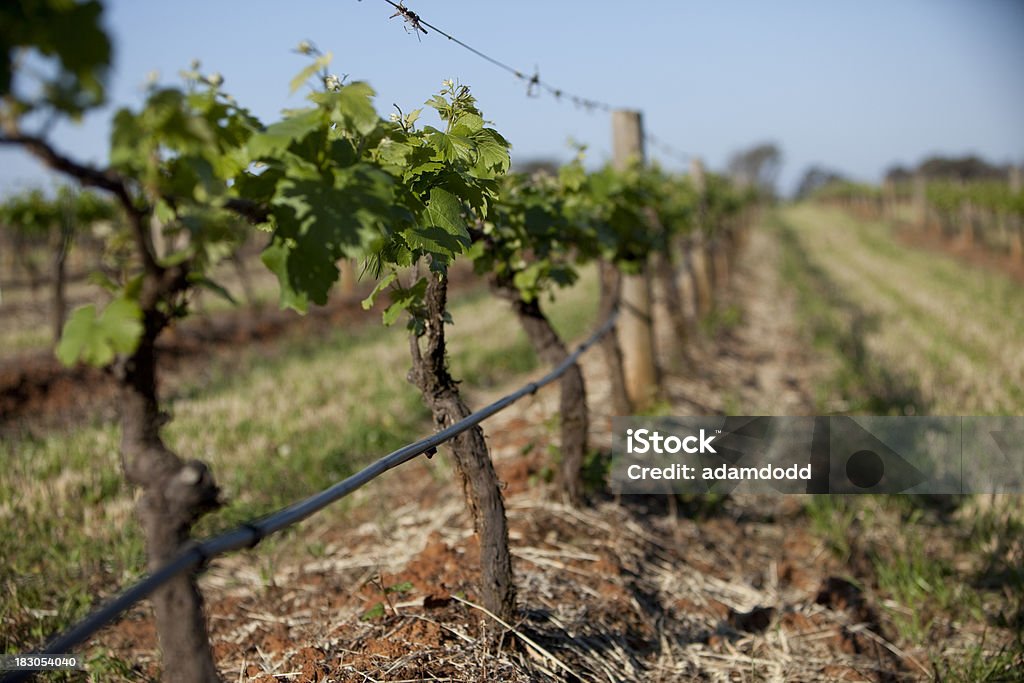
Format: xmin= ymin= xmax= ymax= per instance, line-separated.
xmin=3 ymin=0 xmax=1023 ymax=196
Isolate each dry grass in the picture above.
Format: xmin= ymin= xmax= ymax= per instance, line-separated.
xmin=780 ymin=204 xmax=1024 ymax=414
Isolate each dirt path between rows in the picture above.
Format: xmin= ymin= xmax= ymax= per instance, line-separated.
xmin=661 ymin=228 xmax=830 ymax=417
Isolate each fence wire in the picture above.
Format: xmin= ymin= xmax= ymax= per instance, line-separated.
xmin=373 ymin=0 xmax=696 ymax=166
xmin=1 ymin=309 xmax=618 ymax=682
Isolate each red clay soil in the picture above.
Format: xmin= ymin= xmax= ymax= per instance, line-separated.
xmin=0 ymin=295 xmax=373 ymax=433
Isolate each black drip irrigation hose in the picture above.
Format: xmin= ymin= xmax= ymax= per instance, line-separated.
xmin=0 ymin=308 xmax=618 ymax=682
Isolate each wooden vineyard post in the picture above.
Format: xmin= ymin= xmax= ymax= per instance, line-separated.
xmin=340 ymin=258 xmax=358 ymax=296
xmin=612 ymin=110 xmax=659 ymax=408
xmin=689 ymin=158 xmax=714 ymax=317
xmin=597 ymin=260 xmax=634 ymax=416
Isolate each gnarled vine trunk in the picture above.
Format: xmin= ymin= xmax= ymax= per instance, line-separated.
xmin=649 ymin=244 xmax=691 ymax=370
xmin=408 ymin=273 xmax=516 ymax=621
xmin=229 ymin=249 xmax=256 ymax=306
xmin=712 ymin=236 xmax=731 ymax=289
xmin=7 ymin=103 xmax=225 ymax=682
xmin=119 ymin=276 xmax=223 ymax=683
xmin=598 ymin=260 xmax=633 ymax=417
xmin=51 ymin=218 xmax=72 ymax=345
xmin=496 ymin=284 xmax=588 ymax=507
xmin=691 ymin=236 xmax=714 ymax=317
xmin=643 ymin=208 xmax=689 ymax=369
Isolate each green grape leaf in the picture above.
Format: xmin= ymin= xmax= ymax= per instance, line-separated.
xmin=56 ymin=298 xmax=143 ymax=367
xmin=326 ymin=82 xmax=378 ymax=136
xmin=233 ymin=166 xmax=284 ymax=207
xmin=262 ymin=168 xmax=393 ymax=311
xmin=382 ymin=277 xmax=426 ymax=326
xmin=424 ymin=188 xmax=469 ymax=240
xmin=109 ymin=108 xmax=145 ymax=170
xmin=559 ymin=162 xmax=586 ymax=191
xmin=289 ymin=52 xmax=332 ymax=94
xmin=548 ymin=264 xmax=578 ymax=288
xmin=248 ymin=109 xmax=322 ymax=158
xmin=450 ymin=112 xmax=483 ymax=135
xmin=405 ymin=157 xmax=445 ymax=178
xmin=424 ymin=94 xmax=448 ymax=113
xmin=472 ymin=129 xmax=511 ymax=177
xmin=377 ymin=138 xmax=415 ymax=168
xmin=189 ymin=274 xmax=237 ymax=306
xmin=361 ymin=272 xmax=397 ymax=310
xmin=402 ymin=225 xmax=463 ymax=259
xmin=261 ymin=238 xmax=311 ymax=313
xmin=512 ymin=262 xmax=545 ymax=301
xmin=428 ymin=130 xmax=474 ymax=164
xmin=401 ymin=187 xmax=470 ymax=258
xmin=123 ymin=274 xmax=145 ymax=301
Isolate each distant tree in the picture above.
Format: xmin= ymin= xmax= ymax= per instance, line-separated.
xmin=727 ymin=142 xmax=782 ymax=199
xmin=512 ymin=158 xmax=560 ymax=177
xmin=795 ymin=165 xmax=847 ymax=200
xmin=916 ymin=155 xmax=1005 ymax=182
xmin=884 ymin=165 xmax=913 ymax=184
